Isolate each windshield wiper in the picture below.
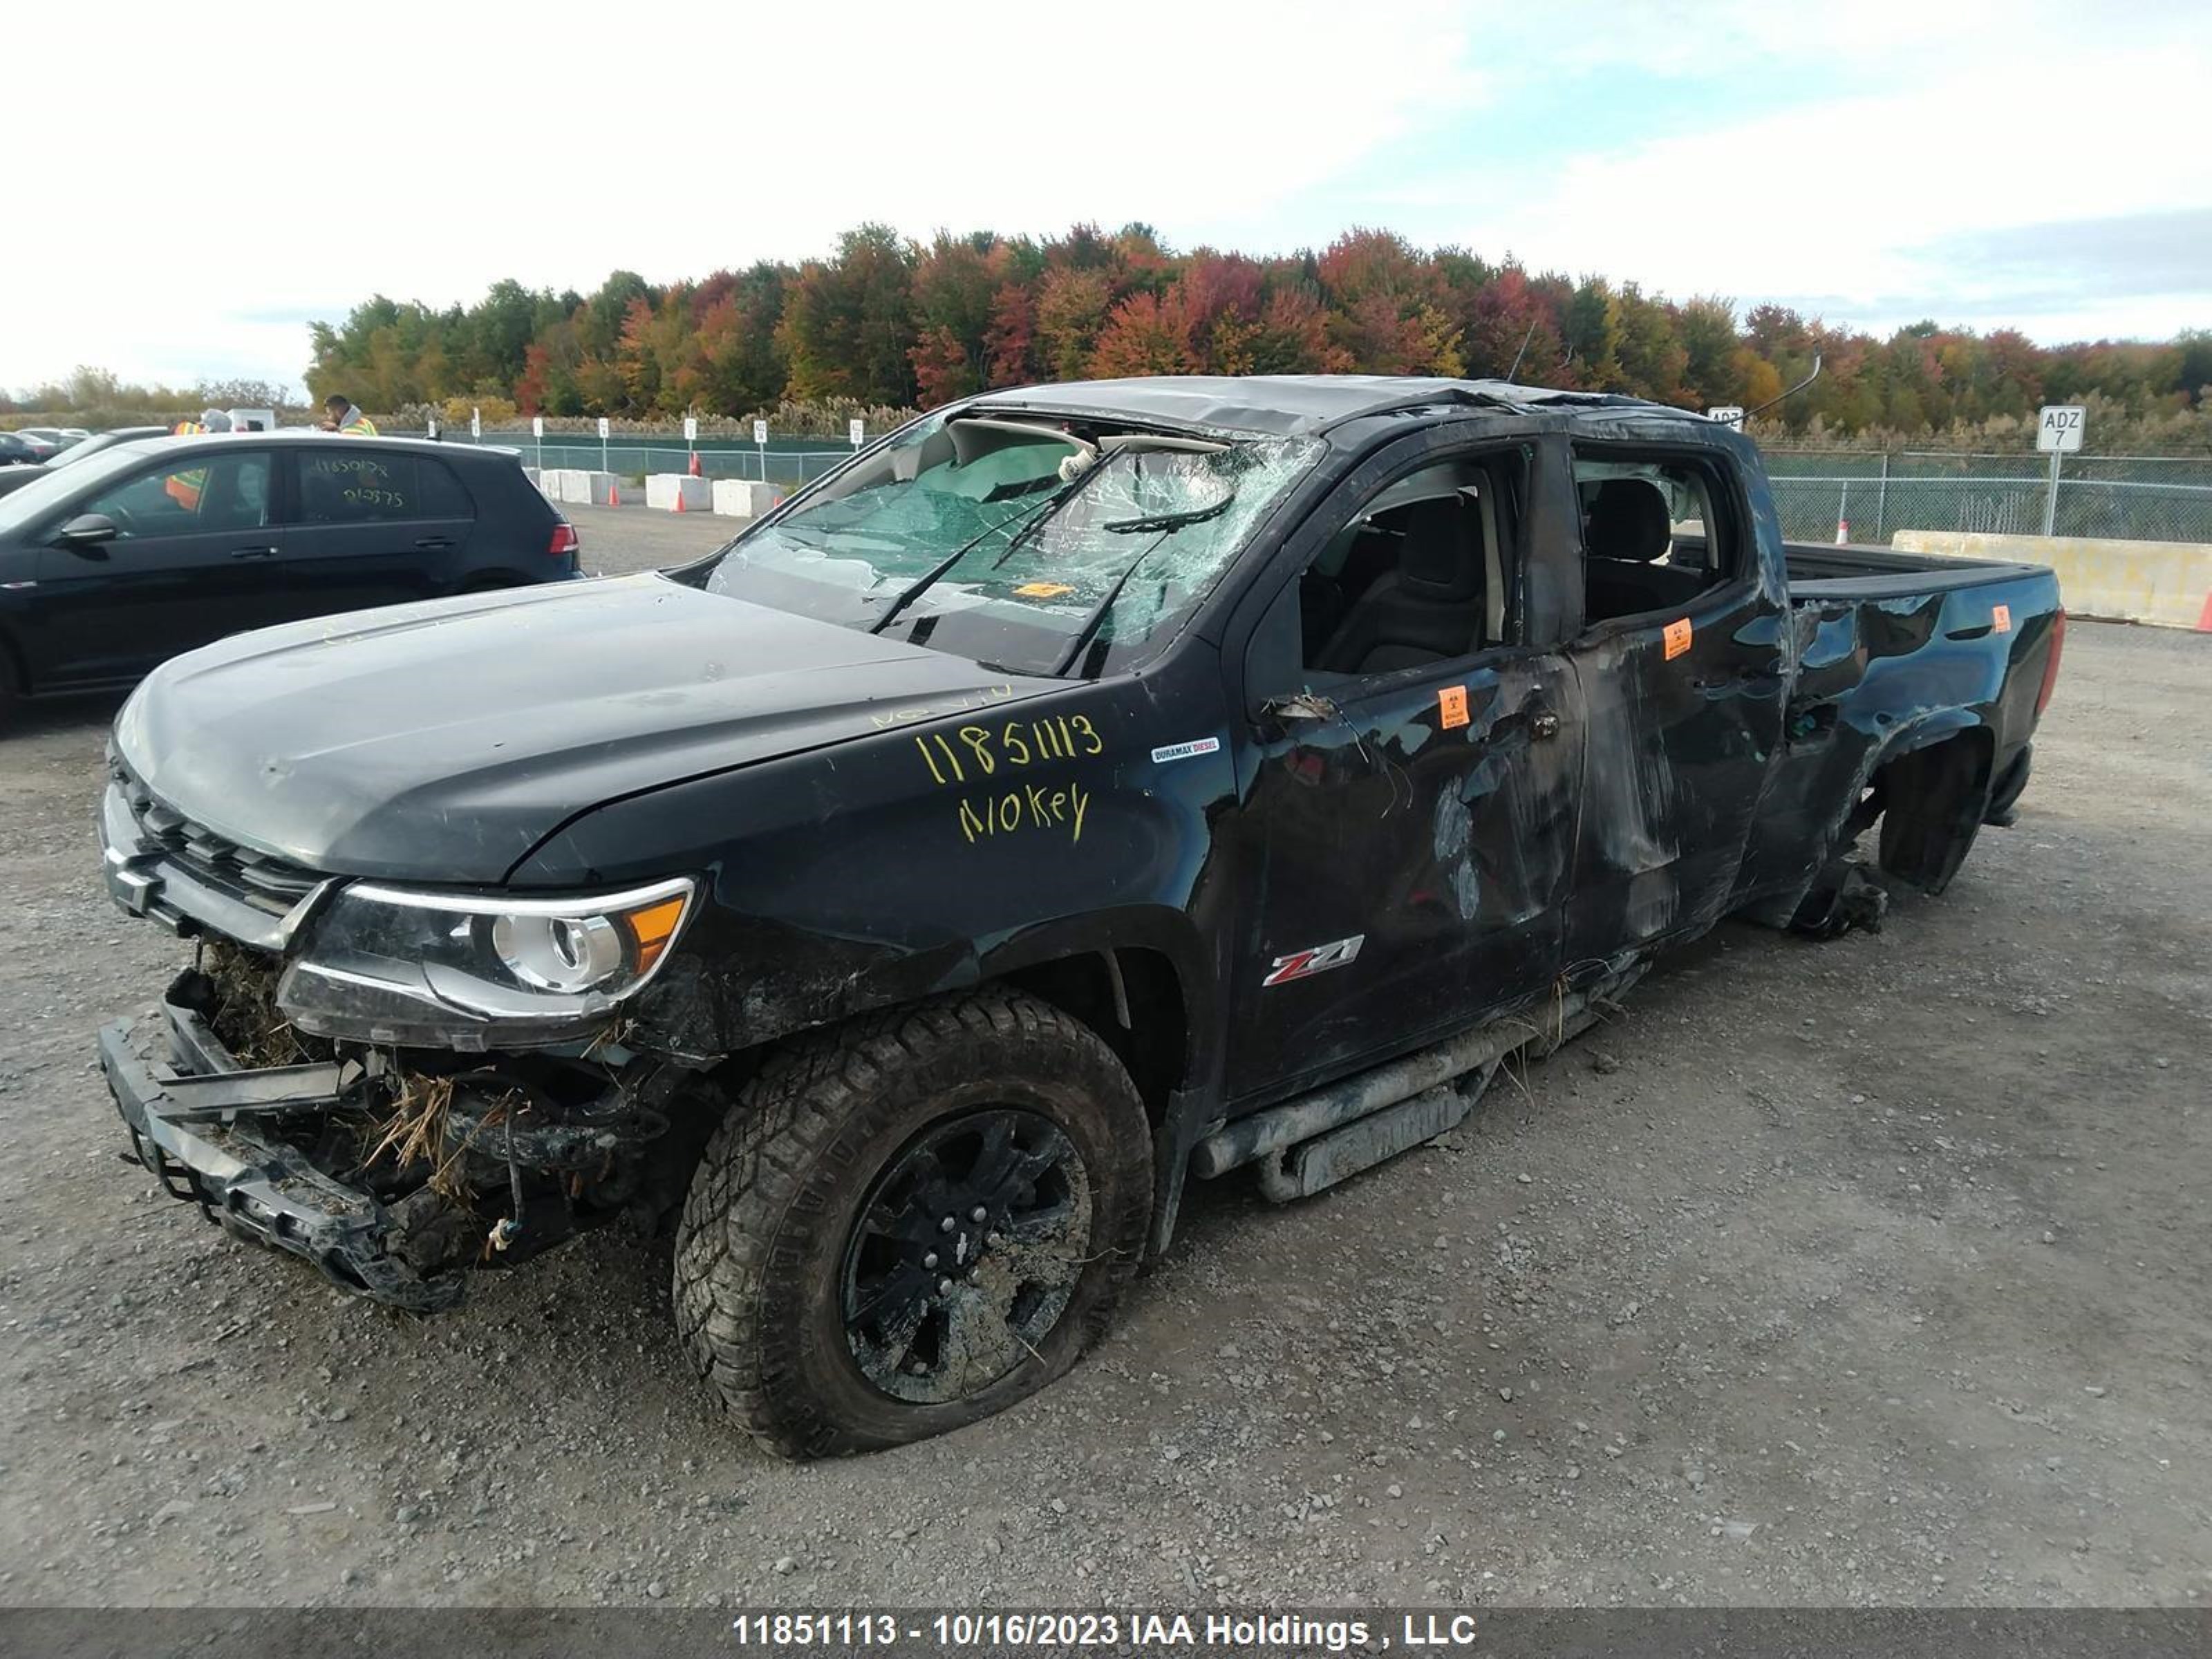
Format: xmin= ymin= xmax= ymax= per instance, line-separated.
xmin=865 ymin=485 xmax=1078 ymax=637
xmin=1049 ymin=531 xmax=1172 ymax=678
xmin=1100 ymin=489 xmax=1236 ymax=534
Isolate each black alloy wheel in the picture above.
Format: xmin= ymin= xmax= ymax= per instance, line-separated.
xmin=840 ymin=1107 xmax=1092 ymax=1403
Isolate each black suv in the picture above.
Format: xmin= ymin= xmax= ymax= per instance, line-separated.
xmin=0 ymin=433 xmax=579 ymax=717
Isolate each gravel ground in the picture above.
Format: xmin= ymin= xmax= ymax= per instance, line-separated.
xmin=1 ymin=509 xmax=2205 ymax=1608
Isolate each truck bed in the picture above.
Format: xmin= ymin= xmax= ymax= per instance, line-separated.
xmin=1783 ymin=541 xmax=2049 ymax=603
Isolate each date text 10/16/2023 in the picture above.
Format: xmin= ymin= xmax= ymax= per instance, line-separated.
xmin=727 ymin=1611 xmax=1482 ymax=1649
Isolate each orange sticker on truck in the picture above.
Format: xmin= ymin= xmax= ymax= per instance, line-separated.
xmin=1663 ymin=618 xmax=1694 ymax=659
xmin=1438 ymin=685 xmax=1470 ymax=729
xmin=1991 ymin=603 xmax=2012 ymax=633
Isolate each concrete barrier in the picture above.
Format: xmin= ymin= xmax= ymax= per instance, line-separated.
xmin=1891 ymin=529 xmax=2212 ymax=631
xmin=572 ymin=470 xmax=618 ymax=506
xmin=712 ymin=479 xmax=782 ymax=520
xmin=646 ymin=474 xmax=713 ymax=513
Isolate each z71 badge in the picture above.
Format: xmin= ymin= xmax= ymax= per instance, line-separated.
xmin=1262 ymin=934 xmax=1365 ymax=987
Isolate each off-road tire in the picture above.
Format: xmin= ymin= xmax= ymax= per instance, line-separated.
xmin=673 ymin=988 xmax=1152 ymax=1459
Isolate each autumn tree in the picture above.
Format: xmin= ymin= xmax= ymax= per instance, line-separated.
xmin=1089 ymin=291 xmax=1194 ymax=377
xmin=779 ymin=224 xmax=917 ymax=405
xmin=1316 ymin=229 xmax=1463 ymax=375
xmin=1035 ymin=267 xmax=1115 ymax=382
xmin=292 ymin=221 xmax=2203 ymax=444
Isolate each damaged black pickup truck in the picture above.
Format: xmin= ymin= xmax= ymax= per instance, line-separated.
xmin=96 ymin=375 xmax=2065 ymax=1456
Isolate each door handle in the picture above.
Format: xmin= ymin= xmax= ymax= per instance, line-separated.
xmin=413 ymin=536 xmax=455 ymax=550
xmin=1530 ymin=708 xmax=1561 ymax=740
xmin=229 ymin=546 xmax=278 ymax=560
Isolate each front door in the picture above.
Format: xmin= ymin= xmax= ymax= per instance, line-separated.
xmin=1222 ymin=438 xmax=1584 ymax=1103
xmin=28 ymin=447 xmax=286 ymax=688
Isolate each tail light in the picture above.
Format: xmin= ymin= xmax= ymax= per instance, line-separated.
xmin=2035 ymin=608 xmax=2065 ymax=716
xmin=549 ymin=521 xmax=580 ymax=558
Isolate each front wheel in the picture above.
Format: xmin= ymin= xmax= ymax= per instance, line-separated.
xmin=673 ymin=990 xmax=1152 ymax=1458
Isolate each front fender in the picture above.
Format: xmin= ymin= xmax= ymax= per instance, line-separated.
xmin=512 ymin=677 xmax=1232 ymax=1065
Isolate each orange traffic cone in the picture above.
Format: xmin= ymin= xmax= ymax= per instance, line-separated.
xmin=687 ymin=452 xmax=702 ymax=478
xmin=610 ymin=483 xmax=620 ymax=507
xmin=674 ymin=491 xmax=686 ymax=512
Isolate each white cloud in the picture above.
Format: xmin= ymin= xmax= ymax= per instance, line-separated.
xmin=1396 ymin=7 xmax=2212 ymax=339
xmin=1498 ymin=46 xmax=2210 ymax=326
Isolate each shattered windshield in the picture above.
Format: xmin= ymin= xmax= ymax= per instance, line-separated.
xmin=701 ymin=411 xmax=1318 ymax=677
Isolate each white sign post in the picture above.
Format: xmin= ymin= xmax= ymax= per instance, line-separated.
xmin=2037 ymin=404 xmax=2085 ymax=536
xmin=470 ymin=406 xmax=482 ymax=442
xmin=426 ymin=416 xmax=438 ymax=441
xmin=532 ymin=413 xmax=545 ymax=473
xmin=598 ymin=415 xmax=611 ymax=476
xmin=753 ymin=417 xmax=769 ymax=482
xmin=849 ymin=417 xmax=866 ymax=449
xmin=1707 ymin=405 xmax=1745 ymax=431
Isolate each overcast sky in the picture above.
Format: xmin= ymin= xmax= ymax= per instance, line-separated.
xmin=6 ymin=0 xmax=2206 ymax=397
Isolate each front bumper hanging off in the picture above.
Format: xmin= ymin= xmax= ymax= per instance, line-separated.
xmin=97 ymin=987 xmax=465 ymax=1312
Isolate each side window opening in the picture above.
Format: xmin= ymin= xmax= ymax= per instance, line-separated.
xmin=1291 ymin=451 xmax=1521 ymax=682
xmin=416 ymin=458 xmax=476 ymax=518
xmin=82 ymin=452 xmax=271 ymax=536
xmin=1572 ymin=452 xmax=1738 ymax=626
xmin=297 ymin=451 xmax=471 ymax=525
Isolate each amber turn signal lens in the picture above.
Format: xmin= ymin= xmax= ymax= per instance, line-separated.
xmin=622 ymin=896 xmax=689 ymax=972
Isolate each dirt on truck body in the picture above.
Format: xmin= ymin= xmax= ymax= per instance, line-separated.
xmin=94 ymin=373 xmax=2064 ymax=1457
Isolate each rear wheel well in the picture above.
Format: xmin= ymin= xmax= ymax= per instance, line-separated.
xmin=1000 ymin=949 xmax=1189 ymax=1129
xmin=1873 ymin=728 xmax=1994 ymax=894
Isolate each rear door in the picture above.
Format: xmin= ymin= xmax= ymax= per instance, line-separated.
xmin=1557 ymin=444 xmax=1787 ymax=960
xmin=28 ymin=447 xmax=285 ymax=686
xmin=278 ymin=446 xmax=477 ymax=616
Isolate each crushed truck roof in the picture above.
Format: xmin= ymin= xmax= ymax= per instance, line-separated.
xmin=968 ymin=373 xmax=1671 ymax=438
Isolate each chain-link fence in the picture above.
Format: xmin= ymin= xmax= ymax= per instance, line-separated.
xmin=1763 ymin=451 xmax=2212 ymax=545
xmin=394 ymin=425 xmax=2212 ymax=543
xmin=390 ymin=431 xmax=861 ymax=488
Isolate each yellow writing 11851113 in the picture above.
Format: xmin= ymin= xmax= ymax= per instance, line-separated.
xmin=914 ymin=715 xmax=1103 ymax=786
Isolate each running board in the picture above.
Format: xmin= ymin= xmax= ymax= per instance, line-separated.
xmin=1255 ymin=1071 xmax=1490 ymax=1202
xmin=1194 ymin=966 xmax=1645 ymax=1201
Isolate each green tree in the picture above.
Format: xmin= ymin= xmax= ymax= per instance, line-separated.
xmin=779 ymin=224 xmax=917 ymax=404
xmin=1564 ymin=279 xmax=1624 ymax=390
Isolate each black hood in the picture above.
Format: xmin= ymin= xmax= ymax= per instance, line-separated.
xmin=115 ymin=574 xmax=1053 ymax=883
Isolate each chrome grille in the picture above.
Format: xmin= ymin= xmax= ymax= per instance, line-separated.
xmin=111 ymin=758 xmax=322 ymax=917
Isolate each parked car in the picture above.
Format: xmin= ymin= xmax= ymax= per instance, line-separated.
xmin=41 ymin=426 xmax=176 ymax=471
xmin=0 ymin=432 xmax=579 ymax=712
xmin=94 ymin=375 xmax=2062 ymax=1457
xmin=0 ymin=433 xmax=44 ymax=467
xmin=3 ymin=431 xmax=57 ymax=461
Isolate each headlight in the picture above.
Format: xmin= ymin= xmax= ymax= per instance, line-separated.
xmin=278 ymin=876 xmax=695 ymax=1042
